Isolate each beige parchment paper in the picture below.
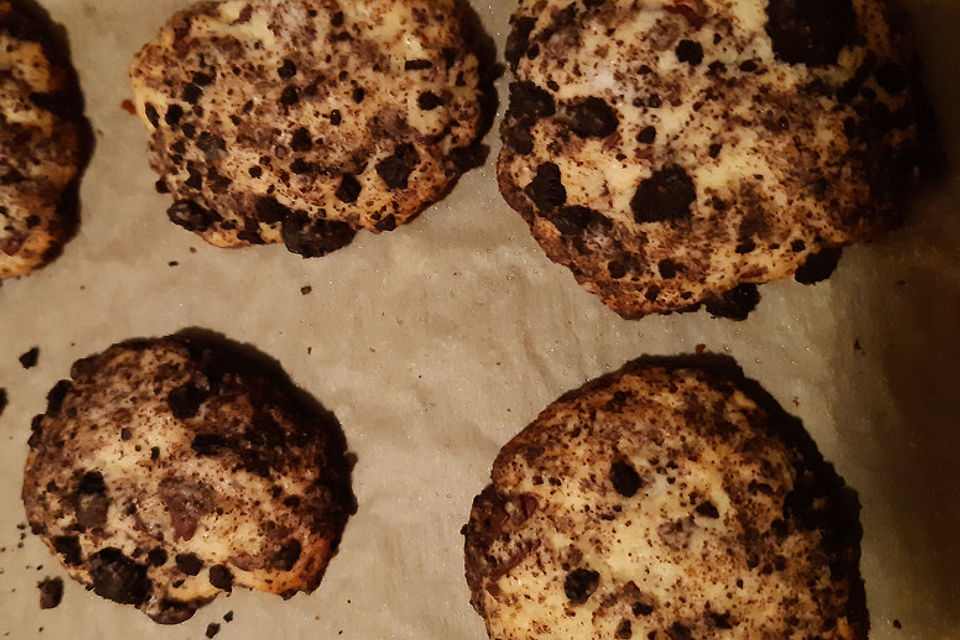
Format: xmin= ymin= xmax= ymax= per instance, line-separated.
xmin=1 ymin=0 xmax=959 ymax=638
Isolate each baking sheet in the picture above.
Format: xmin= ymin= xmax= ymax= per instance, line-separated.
xmin=1 ymin=0 xmax=959 ymax=638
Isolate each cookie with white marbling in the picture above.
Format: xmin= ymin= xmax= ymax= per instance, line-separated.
xmin=131 ymin=0 xmax=484 ymax=257
xmin=498 ymin=0 xmax=935 ymax=318
xmin=0 ymin=0 xmax=88 ymax=278
xmin=463 ymin=357 xmax=866 ymax=640
xmin=22 ymin=334 xmax=354 ymax=623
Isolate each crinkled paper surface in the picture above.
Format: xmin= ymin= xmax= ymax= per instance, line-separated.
xmin=0 ymin=1 xmax=959 ymax=638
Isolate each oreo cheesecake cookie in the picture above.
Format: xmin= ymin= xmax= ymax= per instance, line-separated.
xmin=464 ymin=357 xmax=866 ymax=639
xmin=0 ymin=0 xmax=89 ymax=278
xmin=22 ymin=334 xmax=355 ymax=623
xmin=498 ymin=0 xmax=936 ymax=318
xmin=131 ymin=0 xmax=485 ymax=257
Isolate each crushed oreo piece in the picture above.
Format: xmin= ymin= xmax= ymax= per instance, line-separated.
xmin=564 ymin=568 xmax=600 ymax=604
xmin=610 ymin=460 xmax=643 ymax=497
xmin=37 ymin=577 xmax=63 ymax=609
xmin=631 ymin=166 xmax=697 ymax=223
xmin=19 ymin=347 xmax=39 ymax=369
xmin=525 ymin=163 xmax=567 ymax=211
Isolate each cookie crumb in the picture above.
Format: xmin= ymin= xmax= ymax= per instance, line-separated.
xmin=205 ymin=622 xmax=221 ymax=638
xmin=37 ymin=577 xmax=63 ymax=609
xmin=168 ymin=261 xmax=179 ymax=267
xmin=695 ymin=343 xmax=706 ymax=355
xmin=121 ymin=100 xmax=136 ymax=115
xmin=893 ymin=619 xmax=902 ymax=629
xmin=19 ymin=347 xmax=39 ymax=369
xmin=223 ymin=611 xmax=233 ymax=622
xmin=0 ymin=388 xmax=7 ymax=417
xmin=300 ymin=286 xmax=312 ymax=295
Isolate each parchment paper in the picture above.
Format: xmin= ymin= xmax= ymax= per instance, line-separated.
xmin=1 ymin=0 xmax=958 ymax=638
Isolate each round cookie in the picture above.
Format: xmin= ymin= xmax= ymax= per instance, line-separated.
xmin=22 ymin=335 xmax=355 ymax=623
xmin=0 ymin=0 xmax=88 ymax=278
xmin=131 ymin=0 xmax=484 ymax=257
xmin=463 ymin=358 xmax=866 ymax=640
xmin=498 ymin=0 xmax=934 ymax=319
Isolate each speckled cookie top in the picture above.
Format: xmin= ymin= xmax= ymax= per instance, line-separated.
xmin=498 ymin=0 xmax=932 ymax=318
xmin=22 ymin=336 xmax=354 ymax=623
xmin=0 ymin=0 xmax=86 ymax=278
xmin=131 ymin=0 xmax=483 ymax=256
xmin=463 ymin=359 xmax=865 ymax=640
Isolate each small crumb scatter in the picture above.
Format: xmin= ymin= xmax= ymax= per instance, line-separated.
xmin=121 ymin=99 xmax=136 ymax=114
xmin=205 ymin=622 xmax=221 ymax=638
xmin=223 ymin=611 xmax=233 ymax=622
xmin=0 ymin=388 xmax=7 ymax=417
xmin=168 ymin=261 xmax=179 ymax=267
xmin=695 ymin=343 xmax=706 ymax=355
xmin=300 ymin=286 xmax=312 ymax=295
xmin=19 ymin=347 xmax=39 ymax=369
xmin=893 ymin=620 xmax=902 ymax=629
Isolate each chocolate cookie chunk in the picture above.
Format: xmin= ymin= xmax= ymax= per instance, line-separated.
xmin=22 ymin=334 xmax=355 ymax=623
xmin=131 ymin=0 xmax=484 ymax=256
xmin=497 ymin=0 xmax=935 ymax=318
xmin=464 ymin=357 xmax=866 ymax=640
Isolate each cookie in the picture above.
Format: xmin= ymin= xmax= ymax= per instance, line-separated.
xmin=0 ymin=0 xmax=89 ymax=278
xmin=131 ymin=0 xmax=484 ymax=257
xmin=498 ymin=0 xmax=935 ymax=319
xmin=22 ymin=334 xmax=355 ymax=623
xmin=463 ymin=357 xmax=866 ymax=640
